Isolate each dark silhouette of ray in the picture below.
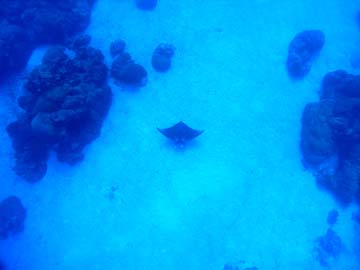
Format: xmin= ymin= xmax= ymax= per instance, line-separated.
xmin=157 ymin=121 xmax=203 ymax=147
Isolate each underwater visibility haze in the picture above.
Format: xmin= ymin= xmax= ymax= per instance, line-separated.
xmin=1 ymin=0 xmax=360 ymax=269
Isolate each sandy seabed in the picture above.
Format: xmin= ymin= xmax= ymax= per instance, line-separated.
xmin=1 ymin=0 xmax=360 ymax=269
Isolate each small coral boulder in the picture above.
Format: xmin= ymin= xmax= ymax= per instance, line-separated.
xmin=287 ymin=30 xmax=325 ymax=79
xmin=111 ymin=52 xmax=147 ymax=85
xmin=151 ymin=43 xmax=175 ymax=72
xmin=135 ymin=0 xmax=157 ymax=10
xmin=0 ymin=196 xmax=27 ymax=239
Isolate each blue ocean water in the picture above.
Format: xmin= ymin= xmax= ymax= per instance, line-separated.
xmin=1 ymin=0 xmax=360 ymax=269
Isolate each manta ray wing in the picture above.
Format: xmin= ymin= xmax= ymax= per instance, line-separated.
xmin=157 ymin=121 xmax=203 ymax=144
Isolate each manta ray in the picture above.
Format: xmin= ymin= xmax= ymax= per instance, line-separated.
xmin=157 ymin=121 xmax=203 ymax=147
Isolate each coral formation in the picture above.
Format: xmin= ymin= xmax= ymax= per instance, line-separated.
xmin=0 ymin=196 xmax=27 ymax=240
xmin=111 ymin=52 xmax=147 ymax=86
xmin=7 ymin=36 xmax=112 ymax=182
xmin=301 ymin=70 xmax=360 ymax=204
xmin=135 ymin=0 xmax=157 ymax=10
xmin=151 ymin=43 xmax=175 ymax=72
xmin=0 ymin=0 xmax=95 ymax=80
xmin=327 ymin=209 xmax=339 ymax=226
xmin=110 ymin=39 xmax=126 ymax=58
xmin=223 ymin=262 xmax=258 ymax=270
xmin=353 ymin=208 xmax=360 ymax=224
xmin=0 ymin=21 xmax=34 ymax=80
xmin=314 ymin=228 xmax=343 ymax=267
xmin=287 ymin=30 xmax=325 ymax=79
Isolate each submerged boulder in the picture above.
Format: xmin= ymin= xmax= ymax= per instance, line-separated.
xmin=0 ymin=196 xmax=27 ymax=239
xmin=287 ymin=30 xmax=325 ymax=79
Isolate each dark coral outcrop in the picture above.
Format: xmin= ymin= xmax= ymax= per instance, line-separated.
xmin=301 ymin=70 xmax=360 ymax=204
xmin=314 ymin=228 xmax=343 ymax=267
xmin=151 ymin=43 xmax=175 ymax=72
xmin=327 ymin=209 xmax=339 ymax=226
xmin=110 ymin=39 xmax=126 ymax=58
xmin=111 ymin=52 xmax=147 ymax=86
xmin=223 ymin=263 xmax=258 ymax=270
xmin=0 ymin=196 xmax=27 ymax=240
xmin=7 ymin=37 xmax=112 ymax=182
xmin=0 ymin=0 xmax=95 ymax=81
xmin=287 ymin=30 xmax=325 ymax=79
xmin=300 ymin=101 xmax=336 ymax=166
xmin=0 ymin=21 xmax=35 ymax=78
xmin=135 ymin=0 xmax=157 ymax=10
xmin=353 ymin=208 xmax=360 ymax=224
